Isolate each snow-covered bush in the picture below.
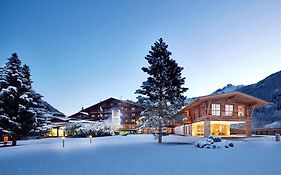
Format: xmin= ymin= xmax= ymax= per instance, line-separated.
xmin=195 ymin=136 xmax=234 ymax=149
xmin=65 ymin=121 xmax=112 ymax=137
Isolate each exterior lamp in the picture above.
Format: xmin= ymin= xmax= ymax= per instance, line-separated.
xmin=3 ymin=135 xmax=8 ymax=146
xmin=62 ymin=136 xmax=65 ymax=148
xmin=89 ymin=135 xmax=93 ymax=144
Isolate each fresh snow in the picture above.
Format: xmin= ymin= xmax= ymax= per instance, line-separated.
xmin=0 ymin=135 xmax=281 ymax=175
xmin=265 ymin=121 xmax=281 ymax=128
xmin=212 ymin=84 xmax=244 ymax=95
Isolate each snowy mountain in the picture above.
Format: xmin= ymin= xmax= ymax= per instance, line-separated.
xmin=211 ymin=70 xmax=281 ymax=128
xmin=41 ymin=100 xmax=65 ymax=116
xmin=238 ymin=71 xmax=281 ymax=102
xmin=212 ymin=84 xmax=244 ymax=95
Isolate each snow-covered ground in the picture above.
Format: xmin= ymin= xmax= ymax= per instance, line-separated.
xmin=0 ymin=135 xmax=281 ymax=175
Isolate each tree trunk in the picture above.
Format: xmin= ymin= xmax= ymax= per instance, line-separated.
xmin=12 ymin=136 xmax=17 ymax=146
xmin=158 ymin=124 xmax=163 ymax=143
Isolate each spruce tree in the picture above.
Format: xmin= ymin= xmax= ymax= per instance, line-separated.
xmin=136 ymin=38 xmax=188 ymax=143
xmin=0 ymin=53 xmax=37 ymax=145
xmin=21 ymin=64 xmax=52 ymax=137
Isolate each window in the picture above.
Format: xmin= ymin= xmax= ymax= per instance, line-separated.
xmin=194 ymin=107 xmax=199 ymax=117
xmin=225 ymin=105 xmax=233 ymax=116
xmin=238 ymin=105 xmax=245 ymax=117
xmin=132 ymin=119 xmax=136 ymax=122
xmin=132 ymin=107 xmax=135 ymax=111
xmin=113 ymin=118 xmax=120 ymax=123
xmin=212 ymin=104 xmax=220 ymax=116
xmin=132 ymin=113 xmax=136 ymax=116
xmin=186 ymin=110 xmax=190 ymax=117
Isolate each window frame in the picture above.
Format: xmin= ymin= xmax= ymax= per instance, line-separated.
xmin=225 ymin=104 xmax=234 ymax=116
xmin=238 ymin=105 xmax=245 ymax=117
xmin=211 ymin=104 xmax=221 ymax=116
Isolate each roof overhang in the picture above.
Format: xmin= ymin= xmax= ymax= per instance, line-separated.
xmin=180 ymin=92 xmax=269 ymax=113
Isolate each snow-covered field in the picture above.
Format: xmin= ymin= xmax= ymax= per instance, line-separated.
xmin=0 ymin=135 xmax=281 ymax=175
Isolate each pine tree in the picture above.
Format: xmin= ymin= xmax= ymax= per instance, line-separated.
xmin=24 ymin=65 xmax=55 ymax=136
xmin=0 ymin=53 xmax=37 ymax=145
xmin=0 ymin=66 xmax=7 ymax=127
xmin=136 ymin=38 xmax=188 ymax=143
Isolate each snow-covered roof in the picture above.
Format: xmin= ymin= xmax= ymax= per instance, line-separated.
xmin=180 ymin=92 xmax=269 ymax=113
xmin=69 ymin=120 xmax=95 ymax=123
xmin=79 ymin=112 xmax=89 ymax=116
xmin=68 ymin=97 xmax=146 ymax=118
xmin=51 ymin=116 xmax=69 ymax=121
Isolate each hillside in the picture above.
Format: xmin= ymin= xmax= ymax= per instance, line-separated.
xmin=41 ymin=100 xmax=64 ymax=116
xmin=212 ymin=84 xmax=244 ymax=95
xmin=212 ymin=70 xmax=281 ymax=128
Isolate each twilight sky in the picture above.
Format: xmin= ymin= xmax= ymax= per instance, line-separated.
xmin=0 ymin=0 xmax=281 ymax=115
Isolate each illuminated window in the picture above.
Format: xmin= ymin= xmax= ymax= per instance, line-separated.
xmin=186 ymin=110 xmax=190 ymax=117
xmin=114 ymin=118 xmax=120 ymax=123
xmin=212 ymin=104 xmax=220 ymax=116
xmin=58 ymin=128 xmax=65 ymax=137
xmin=225 ymin=105 xmax=233 ymax=116
xmin=132 ymin=113 xmax=135 ymax=116
xmin=132 ymin=107 xmax=135 ymax=111
xmin=238 ymin=105 xmax=245 ymax=117
xmin=132 ymin=119 xmax=136 ymax=122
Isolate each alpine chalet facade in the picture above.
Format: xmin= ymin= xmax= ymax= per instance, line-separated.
xmin=69 ymin=98 xmax=146 ymax=132
xmin=174 ymin=92 xmax=268 ymax=137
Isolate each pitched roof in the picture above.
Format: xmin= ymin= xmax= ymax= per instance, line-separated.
xmin=180 ymin=91 xmax=269 ymax=113
xmin=68 ymin=97 xmax=145 ymax=118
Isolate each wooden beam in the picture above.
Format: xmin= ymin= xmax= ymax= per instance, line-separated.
xmin=206 ymin=100 xmax=212 ymax=116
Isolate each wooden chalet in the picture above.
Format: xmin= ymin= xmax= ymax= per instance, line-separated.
xmin=174 ymin=92 xmax=268 ymax=137
xmin=69 ymin=97 xmax=146 ymax=132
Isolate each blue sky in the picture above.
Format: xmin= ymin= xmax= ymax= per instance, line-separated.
xmin=0 ymin=0 xmax=280 ymax=115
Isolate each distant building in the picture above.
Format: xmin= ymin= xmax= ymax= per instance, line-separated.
xmin=69 ymin=97 xmax=146 ymax=132
xmin=174 ymin=92 xmax=268 ymax=137
xmin=47 ymin=116 xmax=70 ymax=137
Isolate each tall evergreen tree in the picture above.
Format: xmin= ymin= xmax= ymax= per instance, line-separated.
xmin=23 ymin=65 xmax=49 ymax=135
xmin=0 ymin=66 xmax=7 ymax=125
xmin=0 ymin=53 xmax=37 ymax=145
xmin=136 ymin=38 xmax=188 ymax=143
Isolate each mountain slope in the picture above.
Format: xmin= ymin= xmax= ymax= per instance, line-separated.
xmin=212 ymin=70 xmax=281 ymax=128
xmin=212 ymin=84 xmax=244 ymax=95
xmin=238 ymin=70 xmax=281 ymax=102
xmin=41 ymin=100 xmax=64 ymax=116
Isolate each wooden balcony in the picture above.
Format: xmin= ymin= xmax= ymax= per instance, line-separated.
xmin=193 ymin=114 xmax=247 ymax=123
